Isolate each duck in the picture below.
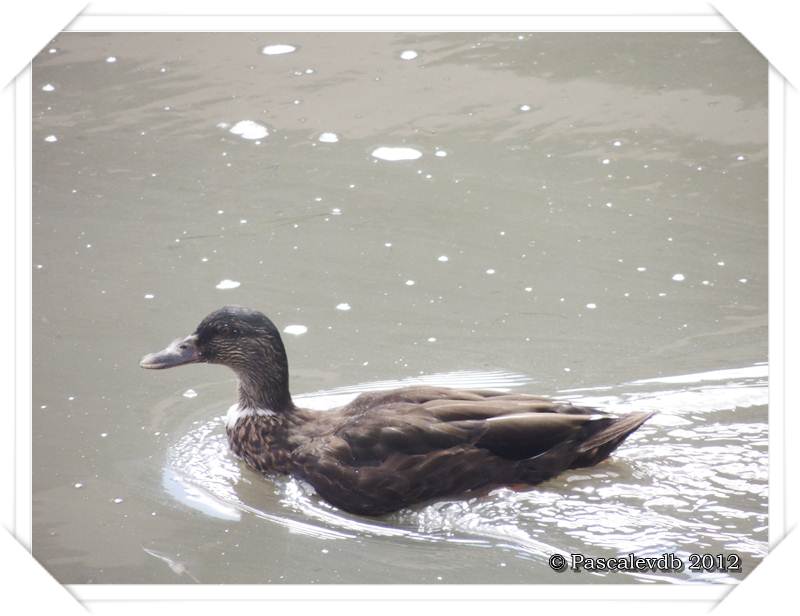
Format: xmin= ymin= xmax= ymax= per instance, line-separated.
xmin=140 ymin=305 xmax=654 ymax=516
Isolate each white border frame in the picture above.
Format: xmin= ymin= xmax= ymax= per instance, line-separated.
xmin=10 ymin=7 xmax=786 ymax=613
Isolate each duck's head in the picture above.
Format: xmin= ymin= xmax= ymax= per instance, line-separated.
xmin=140 ymin=305 xmax=293 ymax=410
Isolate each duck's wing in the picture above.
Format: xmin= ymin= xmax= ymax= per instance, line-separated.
xmin=322 ymin=385 xmax=652 ymax=466
xmin=343 ymin=385 xmax=587 ymax=417
xmin=292 ymin=386 xmax=654 ymax=515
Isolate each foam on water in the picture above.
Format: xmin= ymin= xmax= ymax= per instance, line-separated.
xmin=229 ymin=120 xmax=269 ymax=140
xmin=372 ymin=147 xmax=423 ymax=161
xmin=215 ymin=279 xmax=240 ymax=290
xmin=261 ymin=44 xmax=297 ymax=56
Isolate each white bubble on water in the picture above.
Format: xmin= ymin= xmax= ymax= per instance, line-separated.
xmin=336 ymin=303 xmax=351 ymax=311
xmin=437 ymin=255 xmax=449 ymax=262
xmin=183 ymin=389 xmax=198 ymax=399
xmin=319 ymin=132 xmax=339 ymax=143
xmin=261 ymin=44 xmax=296 ymax=55
xmin=519 ymin=104 xmax=531 ymax=112
xmin=106 ymin=56 xmax=117 ymax=63
xmin=400 ymin=50 xmax=418 ymax=60
xmin=42 ymin=83 xmax=55 ymax=92
xmin=215 ymin=279 xmax=241 ymax=290
xmin=405 ymin=280 xmax=416 ymax=286
xmin=586 ymin=303 xmax=597 ymax=310
xmin=672 ymin=273 xmax=685 ymax=281
xmin=371 ymin=146 xmax=422 ymax=161
xmin=229 ymin=120 xmax=269 ymax=140
xmin=44 ymin=135 xmax=58 ymax=142
xmin=283 ymin=324 xmax=308 ymax=336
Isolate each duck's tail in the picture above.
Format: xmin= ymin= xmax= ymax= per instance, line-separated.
xmin=570 ymin=410 xmax=656 ymax=468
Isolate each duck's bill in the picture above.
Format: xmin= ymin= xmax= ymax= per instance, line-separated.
xmin=140 ymin=334 xmax=201 ymax=369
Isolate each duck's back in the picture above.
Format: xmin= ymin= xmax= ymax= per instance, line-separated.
xmin=291 ymin=386 xmax=654 ymax=515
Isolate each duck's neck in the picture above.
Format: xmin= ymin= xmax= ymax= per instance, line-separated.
xmin=237 ymin=369 xmax=294 ymax=413
xmin=230 ymin=335 xmax=295 ymax=412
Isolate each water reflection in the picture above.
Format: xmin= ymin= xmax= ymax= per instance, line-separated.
xmin=165 ymin=366 xmax=767 ymax=583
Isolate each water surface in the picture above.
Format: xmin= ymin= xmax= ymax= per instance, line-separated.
xmin=32 ymin=32 xmax=767 ymax=584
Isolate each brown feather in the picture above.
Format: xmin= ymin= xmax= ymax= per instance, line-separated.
xmin=225 ymin=387 xmax=655 ymax=515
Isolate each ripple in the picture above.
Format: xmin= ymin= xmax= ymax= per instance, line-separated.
xmin=163 ymin=365 xmax=766 ymax=583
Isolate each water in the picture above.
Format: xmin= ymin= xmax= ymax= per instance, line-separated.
xmin=32 ymin=32 xmax=767 ymax=584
